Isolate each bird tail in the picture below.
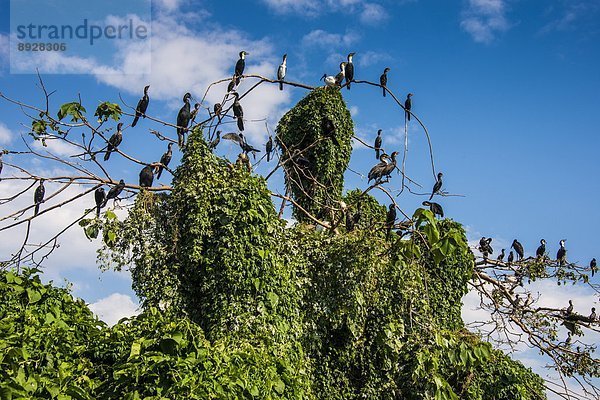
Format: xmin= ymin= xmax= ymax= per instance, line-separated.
xmin=96 ymin=205 xmax=101 ymax=218
xmin=34 ymin=203 xmax=40 ymax=216
xmin=235 ymin=76 xmax=241 ymax=86
xmin=347 ymin=82 xmax=351 ymax=90
xmin=382 ymin=87 xmax=386 ymax=97
xmin=237 ymin=118 xmax=244 ymax=131
xmin=104 ymin=150 xmax=111 ymax=161
xmin=279 ymin=81 xmax=283 ymax=91
xmin=406 ymin=111 xmax=411 ymax=121
xmin=428 ymin=193 xmax=434 ymax=201
xmin=376 ymin=149 xmax=380 ymax=159
xmin=267 ymin=152 xmax=271 ymax=162
xmin=157 ymin=167 xmax=163 ymax=180
xmin=132 ymin=114 xmax=139 ymax=127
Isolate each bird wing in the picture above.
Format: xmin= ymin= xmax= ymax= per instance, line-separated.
xmin=222 ymin=132 xmax=243 ymax=144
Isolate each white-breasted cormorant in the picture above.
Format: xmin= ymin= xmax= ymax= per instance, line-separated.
xmin=104 ymin=122 xmax=123 ymax=161
xmin=497 ymin=248 xmax=505 ymax=261
xmin=234 ymin=51 xmax=249 ymax=85
xmin=266 ymin=136 xmax=273 ymax=162
xmin=277 ymin=54 xmax=287 ymax=90
xmin=405 ymin=93 xmax=413 ymax=121
xmin=422 ymin=200 xmax=443 ymax=218
xmin=344 ymin=52 xmax=355 ymax=90
xmin=139 ymin=165 xmax=154 ymax=188
xmin=103 ymin=179 xmax=125 ymax=207
xmin=374 ymin=129 xmax=382 ymax=159
xmin=511 ymin=239 xmax=524 ymax=260
xmin=231 ymin=92 xmax=244 ymax=131
xmin=157 ymin=143 xmax=173 ymax=180
xmin=132 ymin=85 xmax=150 ymax=127
xmin=94 ymin=187 xmax=106 ymax=217
xmin=209 ymin=131 xmax=221 ymax=151
xmin=177 ymin=93 xmax=192 ymax=147
xmin=429 ymin=172 xmax=443 ymax=200
xmin=379 ymin=67 xmax=390 ymax=97
xmin=507 ymin=250 xmax=514 ymax=264
xmin=335 ymin=62 xmax=346 ymax=86
xmin=33 ymin=179 xmax=45 ymax=216
xmin=557 ymin=239 xmax=567 ymax=264
xmin=536 ymin=239 xmax=546 ymax=258
xmin=386 ymin=203 xmax=396 ymax=238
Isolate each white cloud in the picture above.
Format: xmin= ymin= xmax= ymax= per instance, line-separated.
xmin=302 ymin=29 xmax=361 ymax=49
xmin=89 ymin=292 xmax=139 ymax=325
xmin=360 ymin=3 xmax=389 ymax=25
xmin=356 ymin=50 xmax=392 ymax=68
xmin=0 ymin=122 xmax=12 ymax=145
xmin=0 ymin=34 xmax=8 ymax=66
xmin=460 ymin=0 xmax=510 ymax=44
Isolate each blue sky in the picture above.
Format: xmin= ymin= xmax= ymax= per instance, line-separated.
xmin=0 ymin=0 xmax=599 ymax=397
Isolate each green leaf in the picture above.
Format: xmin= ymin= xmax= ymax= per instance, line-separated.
xmin=26 ymin=288 xmax=42 ymax=303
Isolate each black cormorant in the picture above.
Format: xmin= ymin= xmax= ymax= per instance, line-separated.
xmin=479 ymin=237 xmax=493 ymax=258
xmin=507 ymin=250 xmax=514 ymax=264
xmin=497 ymin=248 xmax=505 ymax=261
xmin=209 ymin=131 xmax=221 ymax=151
xmin=227 ymin=78 xmax=236 ymax=93
xmin=591 ymin=258 xmax=597 ymax=277
xmin=277 ymin=54 xmax=287 ymax=90
xmin=236 ymin=152 xmax=251 ymax=172
xmin=344 ymin=52 xmax=355 ymax=90
xmin=565 ymin=331 xmax=572 ymax=345
xmin=374 ymin=129 xmax=382 ymax=159
xmin=0 ymin=153 xmax=3 ymax=180
xmin=104 ymin=179 xmax=125 ymax=206
xmin=157 ymin=143 xmax=173 ymax=180
xmin=422 ymin=201 xmax=443 ymax=218
xmin=589 ymin=307 xmax=597 ymax=322
xmin=94 ymin=187 xmax=106 ymax=217
xmin=386 ymin=203 xmax=396 ymax=238
xmin=429 ymin=172 xmax=443 ymax=200
xmin=566 ymin=299 xmax=573 ymax=315
xmin=104 ymin=122 xmax=123 ymax=161
xmin=33 ymin=179 xmax=45 ymax=216
xmin=139 ymin=165 xmax=154 ymax=188
xmin=335 ymin=62 xmax=346 ymax=86
xmin=131 ymin=85 xmax=150 ymax=127
xmin=536 ymin=239 xmax=546 ymax=258
xmin=232 ymin=92 xmax=244 ymax=131
xmin=266 ymin=136 xmax=273 ymax=162
xmin=189 ymin=103 xmax=200 ymax=125
xmin=557 ymin=239 xmax=567 ymax=264
xmin=322 ymin=117 xmax=338 ymax=145
xmin=368 ymin=151 xmax=398 ymax=183
xmin=213 ymin=103 xmax=223 ymax=124
xmin=234 ymin=50 xmax=249 ymax=85
xmin=380 ymin=67 xmax=390 ymax=97
xmin=405 ymin=93 xmax=413 ymax=121
xmin=511 ymin=239 xmax=524 ymax=260
xmin=177 ymin=93 xmax=192 ymax=147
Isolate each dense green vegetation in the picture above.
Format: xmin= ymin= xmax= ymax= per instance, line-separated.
xmin=0 ymin=88 xmax=546 ymax=399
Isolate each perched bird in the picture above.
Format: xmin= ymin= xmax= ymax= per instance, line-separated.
xmin=321 ymin=73 xmax=336 ymax=87
xmin=227 ymin=78 xmax=236 ymax=93
xmin=386 ymin=203 xmax=396 ymax=238
xmin=511 ymin=239 xmax=524 ymax=260
xmin=139 ymin=165 xmax=154 ymax=188
xmin=497 ymin=248 xmax=505 ymax=262
xmin=234 ymin=50 xmax=249 ymax=85
xmin=429 ymin=172 xmax=443 ymax=200
xmin=379 ymin=67 xmax=390 ymax=97
xmin=565 ymin=331 xmax=572 ymax=345
xmin=157 ymin=143 xmax=173 ymax=180
xmin=103 ymin=179 xmax=125 ymax=207
xmin=322 ymin=117 xmax=338 ymax=145
xmin=374 ymin=129 xmax=382 ymax=159
xmin=335 ymin=62 xmax=346 ymax=86
xmin=405 ymin=93 xmax=413 ymax=121
xmin=591 ymin=258 xmax=597 ymax=277
xmin=277 ymin=54 xmax=287 ymax=90
xmin=236 ymin=152 xmax=251 ymax=172
xmin=346 ymin=203 xmax=361 ymax=232
xmin=557 ymin=239 xmax=567 ymax=264
xmin=208 ymin=130 xmax=221 ymax=151
xmin=266 ymin=136 xmax=273 ymax=162
xmin=422 ymin=201 xmax=444 ymax=218
xmin=213 ymin=103 xmax=223 ymax=124
xmin=344 ymin=52 xmax=355 ymax=90
xmin=104 ymin=122 xmax=123 ymax=161
xmin=176 ymin=93 xmax=192 ymax=147
xmin=0 ymin=153 xmax=4 ymax=180
xmin=131 ymin=85 xmax=150 ymax=127
xmin=232 ymin=92 xmax=244 ymax=131
xmin=566 ymin=299 xmax=573 ymax=315
xmin=94 ymin=187 xmax=106 ymax=217
xmin=507 ymin=250 xmax=514 ymax=265
xmin=589 ymin=307 xmax=597 ymax=322
xmin=479 ymin=237 xmax=494 ymax=259
xmin=368 ymin=151 xmax=399 ymax=183
xmin=33 ymin=179 xmax=45 ymax=216
xmin=536 ymin=239 xmax=546 ymax=258
xmin=189 ymin=103 xmax=200 ymax=125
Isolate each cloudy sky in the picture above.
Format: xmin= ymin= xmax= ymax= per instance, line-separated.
xmin=0 ymin=0 xmax=599 ymax=397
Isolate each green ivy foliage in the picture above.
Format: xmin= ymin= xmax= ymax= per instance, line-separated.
xmin=275 ymin=88 xmax=354 ymax=223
